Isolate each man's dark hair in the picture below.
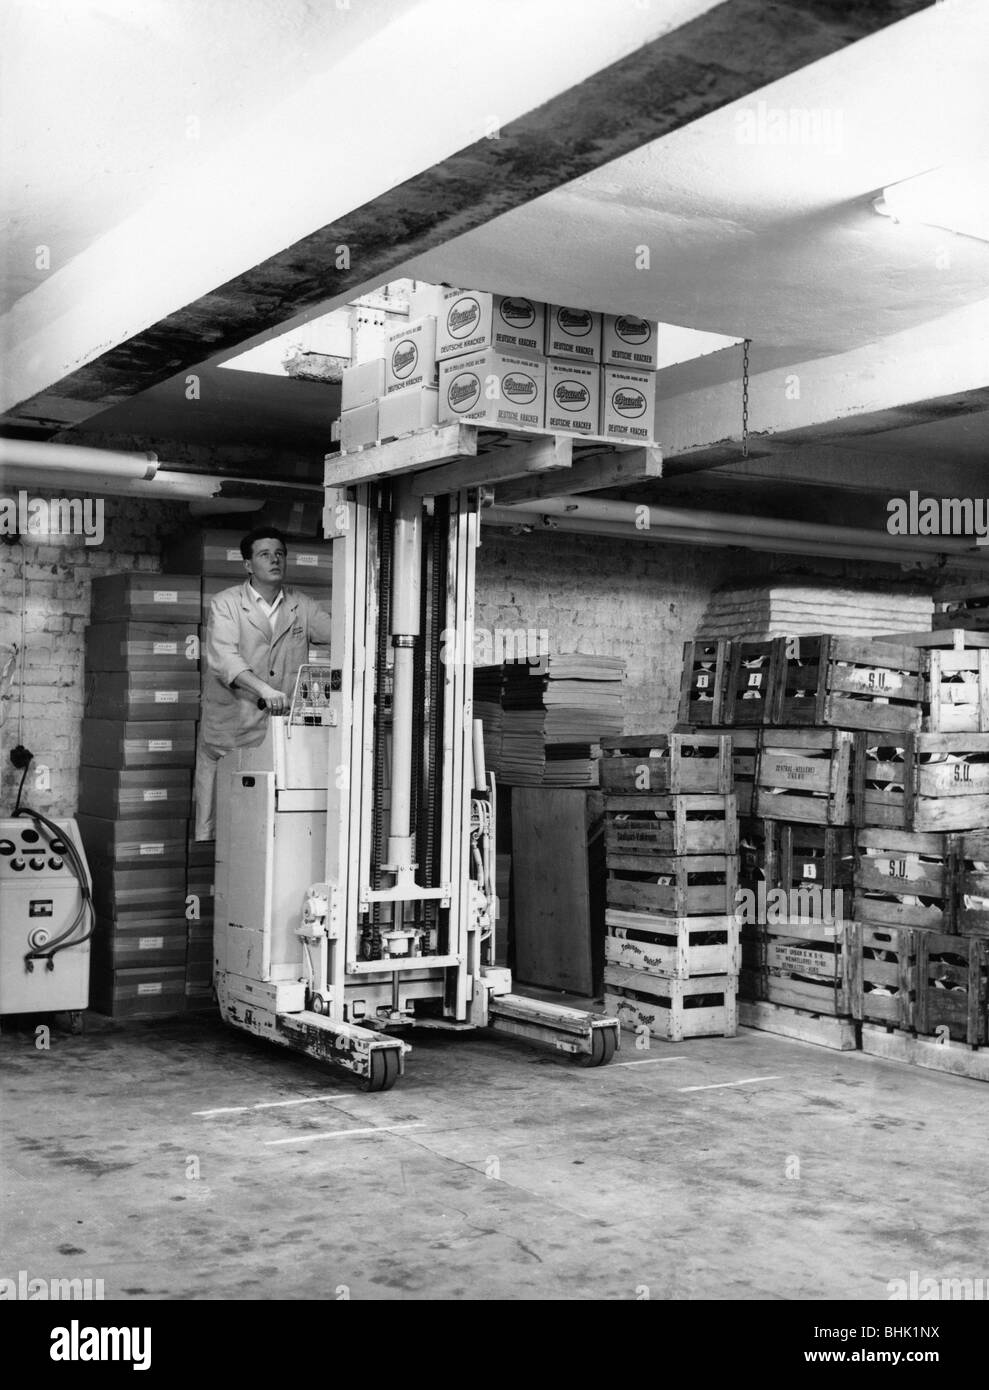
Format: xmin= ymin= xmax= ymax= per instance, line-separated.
xmin=240 ymin=527 xmax=289 ymax=562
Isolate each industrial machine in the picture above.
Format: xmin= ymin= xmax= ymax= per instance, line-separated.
xmin=0 ymin=814 xmax=93 ymax=1021
xmin=214 ymin=480 xmax=619 ymax=1089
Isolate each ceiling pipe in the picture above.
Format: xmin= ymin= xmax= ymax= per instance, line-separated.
xmin=483 ymin=506 xmax=989 ymax=573
xmin=0 ymin=438 xmax=158 ymax=481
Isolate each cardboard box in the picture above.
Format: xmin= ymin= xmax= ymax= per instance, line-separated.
xmin=85 ymin=622 xmax=200 ymax=674
xmin=339 ymin=402 xmax=379 ymax=452
xmin=90 ymin=574 xmax=200 ymax=625
xmin=340 ymin=358 xmax=385 ymax=411
xmin=439 ymin=350 xmax=545 ymax=431
xmin=600 ymin=366 xmax=658 ymax=444
xmin=602 ymin=313 xmax=660 ymax=370
xmin=546 ymin=360 xmax=601 ymax=435
xmin=88 ymin=863 xmax=187 ymax=916
xmin=79 ymin=766 xmax=192 ymax=821
xmin=545 ymin=305 xmax=602 ymax=363
xmin=409 ymin=282 xmax=446 ymax=320
xmin=81 ymin=719 xmax=198 ymax=770
xmin=379 ymin=386 xmax=439 ymax=440
xmin=78 ymin=816 xmax=188 ymax=869
xmin=83 ymin=669 xmax=201 ymax=722
xmin=384 ymin=317 xmax=438 ymax=394
xmin=90 ymin=965 xmax=187 ymax=1018
xmin=436 ymin=290 xmax=545 ymax=360
xmin=93 ymin=920 xmax=188 ymax=970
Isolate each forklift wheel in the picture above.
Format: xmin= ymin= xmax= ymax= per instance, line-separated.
xmin=575 ymin=1026 xmax=617 ymax=1068
xmin=360 ymin=1048 xmax=401 ymax=1093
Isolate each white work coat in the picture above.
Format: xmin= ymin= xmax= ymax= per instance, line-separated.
xmin=200 ymin=581 xmax=334 ymax=750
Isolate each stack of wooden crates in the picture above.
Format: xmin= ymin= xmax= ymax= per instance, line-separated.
xmin=679 ymin=626 xmax=989 ymax=1065
xmin=599 ymin=733 xmax=739 ymax=1040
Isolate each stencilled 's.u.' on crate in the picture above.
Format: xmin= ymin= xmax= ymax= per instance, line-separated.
xmin=605 ymin=909 xmax=740 ymax=978
xmin=852 ymin=827 xmax=956 ymax=933
xmin=774 ymin=635 xmax=926 ymax=733
xmin=604 ymin=970 xmax=738 ymax=1040
xmin=599 ymin=732 xmax=733 ymax=794
xmin=853 ymin=732 xmax=989 ymax=831
xmin=755 ymin=729 xmax=855 ymax=826
xmin=604 ymin=792 xmax=739 ymax=858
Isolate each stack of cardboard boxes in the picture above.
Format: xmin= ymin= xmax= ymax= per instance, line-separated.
xmin=339 ymin=283 xmax=661 ymax=450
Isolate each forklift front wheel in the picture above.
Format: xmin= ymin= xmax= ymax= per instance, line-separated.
xmin=360 ymin=1048 xmax=401 ymax=1093
xmin=575 ymin=1026 xmax=617 ymax=1068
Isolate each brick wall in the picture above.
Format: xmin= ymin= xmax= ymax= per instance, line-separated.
xmin=0 ymin=490 xmax=189 ymax=817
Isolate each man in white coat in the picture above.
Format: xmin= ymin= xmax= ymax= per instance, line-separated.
xmin=193 ymin=526 xmax=334 ymax=839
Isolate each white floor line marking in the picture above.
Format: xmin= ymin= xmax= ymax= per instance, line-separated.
xmin=265 ymin=1122 xmax=425 ymax=1147
xmin=194 ymin=1096 xmax=344 ymax=1117
xmin=678 ymin=1075 xmax=781 ymax=1093
xmin=613 ymin=1056 xmax=688 ymax=1067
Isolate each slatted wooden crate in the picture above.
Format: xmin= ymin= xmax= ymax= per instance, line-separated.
xmin=853 ymin=732 xmax=989 ymax=831
xmin=606 ymin=852 xmax=739 ymax=916
xmin=764 ymin=821 xmax=854 ymax=894
xmin=852 ymin=828 xmax=955 ymax=933
xmin=849 ymin=922 xmax=917 ymax=1031
xmin=678 ymin=639 xmax=731 ymax=726
xmin=604 ymin=793 xmax=738 ymax=857
xmin=605 ymin=910 xmax=740 ymax=978
xmin=875 ymin=629 xmax=989 ymax=733
xmin=723 ymin=638 xmax=781 ymax=726
xmin=775 ymin=635 xmax=926 ymax=732
xmin=604 ymin=970 xmax=738 ymax=1040
xmin=599 ymin=733 xmax=733 ymax=794
xmin=679 ymin=726 xmax=755 ymax=811
xmin=745 ymin=920 xmax=852 ymax=1016
xmin=755 ymin=729 xmax=855 ymax=826
xmin=933 ymin=581 xmax=989 ymax=633
xmin=955 ymin=831 xmax=989 ymax=939
xmin=915 ymin=931 xmax=988 ymax=1045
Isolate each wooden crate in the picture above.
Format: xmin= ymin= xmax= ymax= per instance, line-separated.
xmin=679 ymin=726 xmax=755 ymax=811
xmin=875 ymin=629 xmax=989 ymax=733
xmin=605 ymin=909 xmax=740 ymax=978
xmin=848 ymin=922 xmax=917 ymax=1030
xmin=853 ymin=731 xmax=989 ymax=831
xmin=724 ymin=638 xmax=781 ymax=727
xmin=776 ymin=635 xmax=925 ymax=732
xmin=852 ymin=828 xmax=955 ymax=932
xmin=605 ymin=970 xmax=738 ymax=1040
xmin=755 ymin=729 xmax=855 ymax=826
xmin=678 ymin=639 xmax=730 ymax=726
xmin=599 ymin=732 xmax=733 ymax=794
xmin=933 ymin=581 xmax=989 ymax=633
xmin=746 ymin=920 xmax=852 ymax=1017
xmin=604 ymin=793 xmax=738 ymax=857
xmin=764 ymin=821 xmax=854 ymax=894
xmin=915 ymin=932 xmax=989 ymax=1045
xmin=607 ymin=852 xmax=739 ymax=916
xmin=955 ymin=830 xmax=989 ymax=939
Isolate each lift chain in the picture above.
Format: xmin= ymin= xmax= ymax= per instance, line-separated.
xmin=741 ymin=337 xmax=751 ymax=459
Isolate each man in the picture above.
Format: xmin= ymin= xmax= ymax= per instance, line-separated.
xmin=193 ymin=526 xmax=333 ymax=839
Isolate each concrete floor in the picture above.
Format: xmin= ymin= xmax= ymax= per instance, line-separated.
xmin=2 ymin=1006 xmax=988 ymax=1302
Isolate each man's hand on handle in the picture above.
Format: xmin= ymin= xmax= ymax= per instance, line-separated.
xmin=257 ymin=684 xmax=289 ymax=714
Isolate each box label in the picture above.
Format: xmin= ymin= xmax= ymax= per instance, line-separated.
xmin=296 ymin=554 xmax=318 ymax=567
xmin=152 ymin=642 xmax=178 ymax=655
xmin=155 ymin=691 xmax=179 ymax=703
xmin=143 ymin=789 xmax=168 ymax=801
xmin=153 ymin=591 xmax=178 ymax=603
xmin=139 ymin=937 xmax=165 ymax=951
xmin=137 ymin=982 xmax=163 ymax=996
xmin=148 ymin=739 xmax=172 ymax=752
xmin=226 ymin=548 xmax=242 ymax=562
xmin=139 ymin=843 xmax=165 ymax=856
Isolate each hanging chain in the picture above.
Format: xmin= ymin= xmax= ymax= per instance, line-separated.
xmin=741 ymin=337 xmax=751 ymax=459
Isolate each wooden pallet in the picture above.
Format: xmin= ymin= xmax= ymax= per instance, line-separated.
xmin=604 ymin=793 xmax=738 ymax=857
xmin=605 ymin=910 xmax=740 ymax=978
xmin=848 ymin=921 xmax=918 ymax=1031
xmin=755 ymin=729 xmax=855 ymax=826
xmin=859 ymin=1023 xmax=989 ymax=1081
xmin=678 ymin=640 xmax=730 ymax=727
xmin=737 ymin=999 xmax=858 ymax=1050
xmin=605 ymin=971 xmax=738 ymax=1040
xmin=599 ymin=732 xmax=733 ymax=794
xmin=915 ymin=931 xmax=988 ymax=1045
xmin=607 ymin=852 xmax=739 ymax=916
xmin=853 ymin=731 xmax=989 ymax=831
xmin=852 ymin=827 xmax=955 ymax=932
